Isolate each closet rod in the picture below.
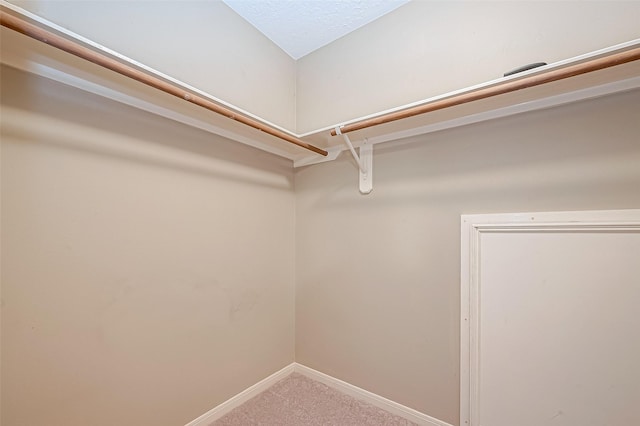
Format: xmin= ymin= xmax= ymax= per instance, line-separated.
xmin=331 ymin=46 xmax=640 ymax=136
xmin=0 ymin=12 xmax=328 ymax=157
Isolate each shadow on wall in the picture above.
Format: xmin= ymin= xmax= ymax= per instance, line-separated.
xmin=0 ymin=65 xmax=293 ymax=191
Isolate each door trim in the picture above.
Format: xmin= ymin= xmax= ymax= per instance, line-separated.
xmin=460 ymin=209 xmax=640 ymax=426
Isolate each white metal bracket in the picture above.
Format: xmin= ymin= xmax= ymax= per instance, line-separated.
xmin=335 ymin=126 xmax=373 ymax=194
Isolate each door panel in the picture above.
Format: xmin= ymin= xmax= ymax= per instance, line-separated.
xmin=461 ymin=210 xmax=640 ymax=426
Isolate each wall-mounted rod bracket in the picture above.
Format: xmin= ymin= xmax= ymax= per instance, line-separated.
xmin=335 ymin=126 xmax=373 ymax=194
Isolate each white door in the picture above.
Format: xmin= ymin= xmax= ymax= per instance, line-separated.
xmin=460 ymin=210 xmax=640 ymax=426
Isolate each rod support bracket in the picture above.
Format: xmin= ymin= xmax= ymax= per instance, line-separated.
xmin=335 ymin=127 xmax=373 ymax=195
xmin=358 ymin=140 xmax=373 ymax=195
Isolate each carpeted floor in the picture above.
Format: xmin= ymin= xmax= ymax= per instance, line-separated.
xmin=211 ymin=373 xmax=419 ymax=425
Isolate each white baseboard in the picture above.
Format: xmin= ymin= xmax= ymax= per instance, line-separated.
xmin=294 ymin=363 xmax=453 ymax=426
xmin=184 ymin=363 xmax=296 ymax=426
xmin=184 ymin=362 xmax=453 ymax=426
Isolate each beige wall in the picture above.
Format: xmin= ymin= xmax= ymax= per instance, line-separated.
xmin=3 ymin=3 xmax=640 ymax=425
xmin=294 ymin=89 xmax=640 ymax=425
xmin=9 ymin=0 xmax=297 ymax=130
xmin=296 ymin=0 xmax=640 ymax=133
xmin=0 ymin=66 xmax=295 ymax=426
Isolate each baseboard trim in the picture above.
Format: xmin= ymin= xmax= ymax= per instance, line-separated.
xmin=294 ymin=363 xmax=453 ymax=426
xmin=184 ymin=363 xmax=296 ymax=426
xmin=184 ymin=362 xmax=453 ymax=426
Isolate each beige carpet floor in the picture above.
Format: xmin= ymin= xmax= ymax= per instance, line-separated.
xmin=211 ymin=373 xmax=419 ymax=425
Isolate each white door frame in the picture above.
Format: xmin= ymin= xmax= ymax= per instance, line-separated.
xmin=460 ymin=209 xmax=640 ymax=426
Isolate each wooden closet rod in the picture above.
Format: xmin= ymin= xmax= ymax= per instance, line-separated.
xmin=0 ymin=12 xmax=328 ymax=157
xmin=331 ymin=46 xmax=640 ymax=136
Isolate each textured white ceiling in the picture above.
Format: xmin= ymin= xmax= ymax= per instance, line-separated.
xmin=222 ymin=0 xmax=410 ymax=60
